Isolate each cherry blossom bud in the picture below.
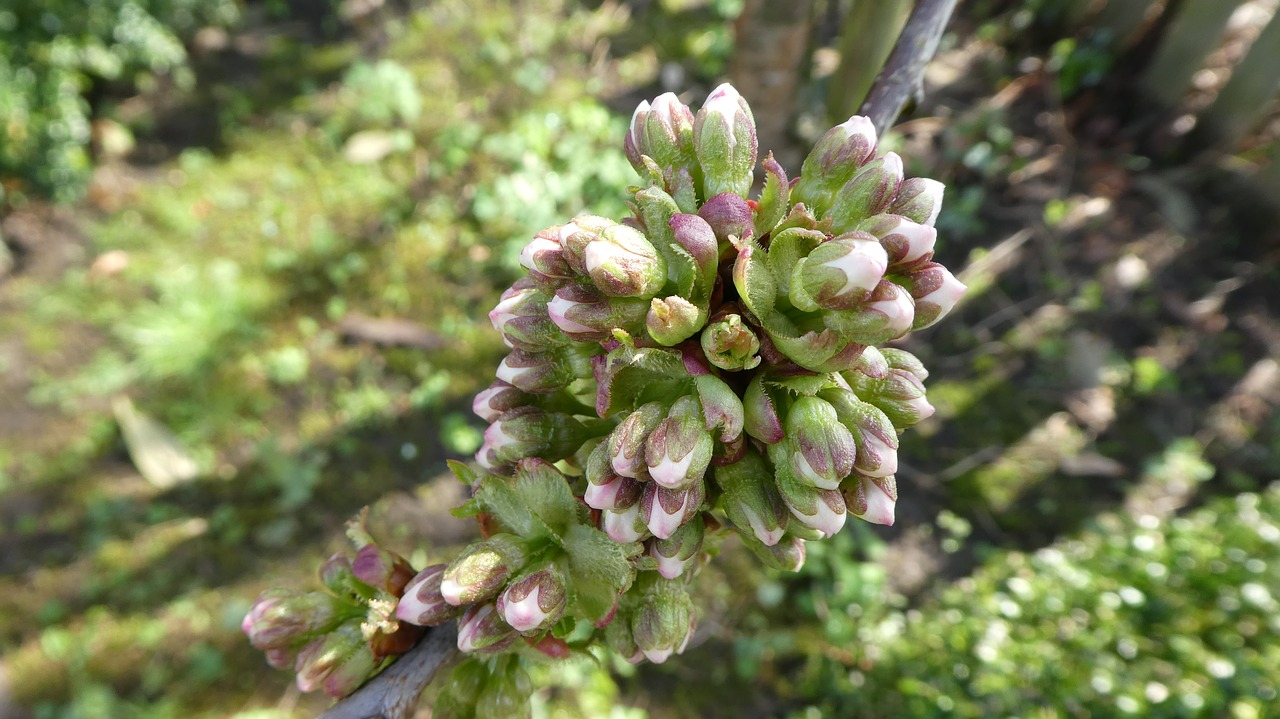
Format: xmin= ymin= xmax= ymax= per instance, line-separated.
xmin=889 ymin=177 xmax=945 ymax=227
xmin=693 ymin=373 xmax=745 ymax=443
xmin=701 ymin=313 xmax=761 ymax=370
xmin=495 ymin=348 xmax=576 ymax=394
xmin=774 ymin=460 xmax=848 ymax=537
xmin=396 ymin=564 xmax=463 ymax=627
xmin=476 ymin=407 xmax=603 ymax=470
xmin=441 ymin=534 xmax=529 ymax=606
xmin=645 ymin=396 xmax=714 ymax=490
xmin=782 ymin=395 xmax=856 ymax=490
xmin=844 ymin=474 xmax=897 ymax=526
xmin=607 ymin=401 xmax=666 ymax=478
xmin=497 ymin=560 xmax=569 ymax=633
xmin=823 ymin=280 xmax=915 ymax=345
xmin=693 ymin=83 xmax=758 ymax=199
xmin=881 ymin=347 xmax=929 ymax=382
xmin=845 ymin=367 xmax=935 ymax=430
xmin=519 ymin=226 xmax=574 ymax=284
xmin=294 ymin=622 xmax=374 ymax=697
xmin=858 ymin=213 xmax=938 ymax=269
xmin=647 ymin=295 xmax=704 ymax=346
xmin=715 ymin=449 xmax=788 ymax=546
xmin=640 ymin=479 xmax=705 ymax=539
xmin=473 ymin=381 xmax=532 ymax=423
xmin=630 ymin=576 xmax=695 ymax=664
xmin=828 ymin=152 xmax=904 ymax=232
xmin=242 ymin=590 xmax=342 ymax=652
xmin=626 ymin=93 xmax=697 ymax=176
xmin=822 ymin=389 xmax=899 ymax=478
xmin=456 ymin=602 xmax=519 ymax=655
xmin=740 ymin=531 xmax=807 ymax=572
xmin=584 ymin=470 xmax=643 ymax=511
xmin=351 ymin=543 xmax=416 ymax=596
xmin=602 ymin=502 xmax=649 ymax=543
xmin=743 ymin=374 xmax=785 ymax=444
xmin=899 ymin=262 xmax=968 ymax=330
xmin=575 ymin=222 xmax=667 ymax=298
xmin=547 ymin=283 xmax=649 ymax=341
xmin=489 ymin=285 xmax=562 ymax=351
xmin=697 ymin=191 xmax=754 ymax=243
xmin=792 ymin=115 xmax=878 ymax=217
xmin=791 ymin=233 xmax=888 ymax=311
xmin=648 ymin=515 xmax=705 ymax=579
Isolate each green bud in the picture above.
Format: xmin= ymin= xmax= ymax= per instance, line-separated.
xmin=647 ymin=295 xmax=704 ymax=345
xmin=649 ymin=514 xmax=705 ymax=579
xmin=630 ymin=575 xmax=695 ymax=664
xmin=693 ymin=83 xmax=758 ymax=199
xmin=441 ymin=534 xmax=529 ymax=606
xmin=828 ymin=153 xmax=903 ymax=232
xmin=792 ymin=115 xmax=878 ymax=218
xmin=715 ymin=448 xmax=788 ymax=546
xmin=781 ymin=395 xmax=856 ymax=490
xmin=701 ymin=313 xmax=761 ymax=370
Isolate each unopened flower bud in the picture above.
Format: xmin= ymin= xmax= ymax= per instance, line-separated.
xmin=881 ymin=348 xmax=929 ymax=381
xmin=584 ymin=456 xmax=644 ymax=510
xmin=693 ymin=373 xmax=745 ymax=443
xmin=602 ymin=502 xmax=649 ymax=543
xmin=844 ymin=474 xmax=897 ymax=526
xmin=782 ymin=395 xmax=856 ymax=490
xmin=645 ymin=396 xmax=714 ymax=490
xmin=319 ymin=553 xmax=361 ymax=599
xmin=889 ymin=177 xmax=945 ymax=227
xmin=242 ymin=590 xmax=343 ymax=652
xmin=351 ymin=543 xmax=416 ymax=596
xmin=441 ymin=534 xmax=529 ymax=606
xmin=714 ymin=449 xmax=788 ymax=546
xmin=396 ymin=564 xmax=463 ymax=627
xmin=701 ymin=313 xmax=761 ymax=370
xmin=607 ymin=401 xmax=666 ymax=478
xmin=497 ymin=560 xmax=568 ymax=633
xmin=898 ymin=262 xmax=967 ymax=330
xmin=476 ymin=407 xmax=603 ymax=470
xmin=547 ymin=283 xmax=649 ymax=340
xmin=792 ymin=115 xmax=878 ymax=217
xmin=631 ymin=576 xmax=695 ymax=664
xmin=489 ymin=285 xmax=562 ymax=351
xmin=495 ymin=348 xmax=575 ymax=394
xmin=648 ymin=515 xmax=705 ymax=579
xmin=822 ymin=389 xmax=899 ymax=478
xmin=693 ymin=83 xmax=758 ymax=199
xmin=457 ymin=602 xmax=519 ymax=655
xmin=791 ymin=234 xmax=888 ymax=311
xmin=641 ymin=479 xmax=705 ymax=539
xmin=744 ymin=374 xmax=786 ymax=444
xmin=519 ymin=228 xmax=574 ymax=284
xmin=605 ymin=611 xmax=644 ymax=664
xmin=774 ymin=460 xmax=848 ymax=537
xmin=845 ymin=368 xmax=935 ymax=430
xmin=823 ymin=280 xmax=915 ymax=345
xmin=828 ymin=152 xmax=903 ymax=232
xmin=697 ymin=191 xmax=754 ymax=243
xmin=294 ymin=622 xmax=375 ymax=697
xmin=626 ymin=93 xmax=697 ymax=176
xmin=575 ymin=222 xmax=667 ymax=298
xmin=858 ymin=213 xmax=938 ymax=269
xmin=647 ymin=295 xmax=704 ymax=346
xmin=473 ymin=381 xmax=532 ymax=423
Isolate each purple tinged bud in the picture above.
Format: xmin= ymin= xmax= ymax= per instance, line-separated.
xmin=773 ymin=456 xmax=848 ymax=537
xmin=741 ymin=531 xmax=807 ymax=572
xmin=899 ymin=262 xmax=968 ymax=330
xmin=584 ymin=471 xmax=643 ymax=511
xmin=581 ymin=223 xmax=667 ymax=298
xmin=693 ymin=373 xmax=745 ymax=443
xmin=631 ymin=576 xmax=695 ymax=664
xmin=519 ymin=227 xmax=574 ymax=283
xmin=603 ymin=502 xmax=649 ymax=543
xmin=320 ymin=641 xmax=379 ymax=698
xmin=351 ymin=543 xmax=416 ymax=596
xmin=476 ymin=407 xmax=603 ymax=470
xmin=701 ymin=313 xmax=761 ymax=370
xmin=294 ymin=622 xmax=371 ymax=696
xmin=497 ymin=560 xmax=568 ymax=633
xmin=669 ymin=212 xmax=720 ymax=274
xmin=744 ymin=374 xmax=786 ymax=444
xmin=645 ymin=396 xmax=714 ymax=490
xmin=456 ymin=602 xmax=519 ymax=655
xmin=647 ymin=295 xmax=704 ymax=346
xmin=792 ymin=115 xmax=879 ymax=217
xmin=858 ymin=214 xmax=938 ymax=269
xmin=627 ymin=93 xmax=698 ymax=176
xmin=845 ymin=474 xmax=898 ymax=526
xmin=845 ymin=368 xmax=935 ymax=430
xmin=489 ymin=286 xmax=562 ymax=351
xmin=828 ymin=153 xmax=904 ymax=232
xmin=608 ymin=401 xmax=666 ymax=478
xmin=697 ymin=192 xmax=755 ymax=244
xmin=440 ymin=534 xmax=529 ymax=606
xmin=783 ymin=396 xmax=856 ymax=490
xmin=889 ymin=177 xmax=945 ymax=227
xmin=881 ymin=348 xmax=929 ymax=381
xmin=715 ymin=449 xmax=788 ymax=546
xmin=473 ymin=381 xmax=532 ymax=423
xmin=648 ymin=515 xmax=705 ymax=579
xmin=822 ymin=280 xmax=915 ymax=345
xmin=396 ymin=564 xmax=463 ymax=627
xmin=495 ymin=348 xmax=574 ymax=394
xmin=640 ymin=478 xmax=705 ymax=539
xmin=791 ymin=233 xmax=889 ymax=311
xmin=693 ymin=83 xmax=758 ymax=199
xmin=824 ymin=389 xmax=899 ymax=478
xmin=242 ymin=590 xmax=343 ymax=652
xmin=548 ymin=283 xmax=650 ymax=341
xmin=848 ymin=345 xmax=890 ymax=380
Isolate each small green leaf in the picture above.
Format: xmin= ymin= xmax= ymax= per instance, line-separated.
xmin=562 ymin=523 xmax=640 ymax=623
xmin=754 ymin=153 xmax=790 ymax=238
xmin=767 ymin=228 xmax=824 ymax=301
xmin=447 ymin=459 xmax=479 ymax=486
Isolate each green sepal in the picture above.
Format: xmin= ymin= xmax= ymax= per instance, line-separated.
xmin=562 ymin=523 xmax=641 ymax=625
xmin=448 ymin=459 xmax=480 ymax=486
xmin=766 ymin=227 xmax=825 ymax=303
xmin=753 ymin=153 xmax=790 ymax=238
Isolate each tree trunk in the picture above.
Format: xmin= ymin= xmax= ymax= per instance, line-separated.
xmin=730 ymin=0 xmax=817 ymax=170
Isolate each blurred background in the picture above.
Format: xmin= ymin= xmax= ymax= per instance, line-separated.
xmin=2 ymin=0 xmax=1279 ymax=717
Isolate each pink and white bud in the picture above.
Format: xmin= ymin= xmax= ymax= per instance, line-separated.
xmin=845 ymin=474 xmax=897 ymax=526
xmin=608 ymin=401 xmax=666 ymax=478
xmin=792 ymin=233 xmax=889 ymax=311
xmin=648 ymin=516 xmax=704 ymax=579
xmin=713 ymin=450 xmax=789 ymax=546
xmin=693 ymin=83 xmax=758 ymax=199
xmin=792 ymin=115 xmax=879 ymax=216
xmin=820 ymin=389 xmax=900 ymax=479
xmin=456 ymin=602 xmax=518 ymax=655
xmin=645 ymin=396 xmax=714 ymax=490
xmin=868 ymin=281 xmax=915 ymax=337
xmin=890 ymin=177 xmax=945 ymax=227
xmin=822 ymin=280 xmax=915 ymax=345
xmin=582 ymin=224 xmax=666 ymax=298
xmin=860 ymin=214 xmax=938 ymax=268
xmin=396 ymin=564 xmax=463 ymax=627
xmin=472 ymin=381 xmax=530 ymax=423
xmin=641 ymin=480 xmax=704 ymax=540
xmin=828 ymin=152 xmax=904 ymax=232
xmin=775 ymin=461 xmax=848 ymax=537
xmin=584 ymin=471 xmax=643 ymax=511
xmin=603 ymin=502 xmax=649 ymax=543
xmin=497 ymin=561 xmax=568 ymax=633
xmin=782 ymin=396 xmax=856 ymax=490
xmin=900 ymin=262 xmax=967 ymax=330
xmin=631 ymin=576 xmax=695 ymax=664
xmin=440 ymin=534 xmax=529 ymax=606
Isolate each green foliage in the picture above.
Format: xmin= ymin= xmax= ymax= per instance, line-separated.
xmin=0 ymin=0 xmax=239 ymax=201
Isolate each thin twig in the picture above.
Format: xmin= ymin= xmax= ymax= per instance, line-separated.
xmin=317 ymin=623 xmax=460 ymax=719
xmin=859 ymin=0 xmax=960 ymax=135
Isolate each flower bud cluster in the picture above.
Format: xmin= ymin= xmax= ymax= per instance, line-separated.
xmin=248 ymin=85 xmax=967 ymax=703
xmin=242 ymin=513 xmax=423 ymax=697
